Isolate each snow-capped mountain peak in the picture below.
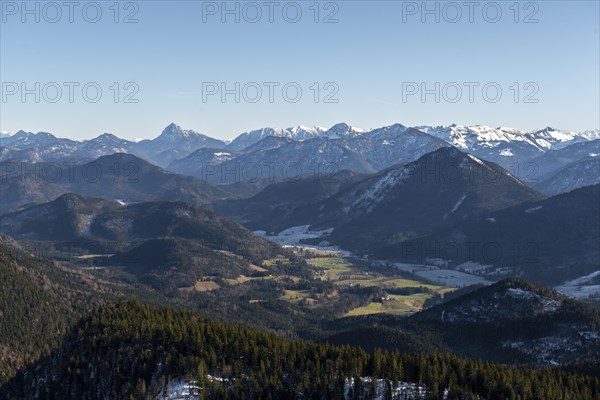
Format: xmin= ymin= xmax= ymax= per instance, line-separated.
xmin=286 ymin=125 xmax=327 ymax=139
xmin=529 ymin=126 xmax=578 ymax=143
xmin=93 ymin=133 xmax=124 ymax=143
xmin=578 ymin=129 xmax=600 ymax=141
xmin=228 ymin=125 xmax=325 ymax=151
xmin=323 ymin=122 xmax=367 ymax=139
xmin=369 ymin=123 xmax=408 ymax=138
xmin=416 ymin=124 xmax=569 ymax=151
xmin=159 ymin=123 xmax=200 ymax=138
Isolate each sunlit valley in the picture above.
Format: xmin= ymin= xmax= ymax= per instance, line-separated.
xmin=1 ymin=1 xmax=599 ymax=398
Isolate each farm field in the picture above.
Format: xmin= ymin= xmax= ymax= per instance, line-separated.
xmin=297 ymin=252 xmax=451 ymax=317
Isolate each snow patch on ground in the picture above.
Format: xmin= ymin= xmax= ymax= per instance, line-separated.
xmin=506 ymin=287 xmax=535 ymax=299
xmin=415 ymin=268 xmax=491 ymax=287
xmin=502 ymin=288 xmax=562 ymax=312
xmin=350 ymin=166 xmax=413 ymax=213
xmin=467 ymin=154 xmax=486 ymax=166
xmin=556 ymin=270 xmax=600 ymax=299
xmin=525 ymin=205 xmax=543 ymax=213
xmin=160 ymin=379 xmax=200 ymax=400
xmin=377 ymin=261 xmax=492 ymax=288
xmin=450 ymin=195 xmax=466 ymax=212
xmin=254 ymin=225 xmax=332 ymax=244
xmin=254 ymin=225 xmax=351 ymax=255
xmin=456 ymin=261 xmax=492 ymax=273
xmin=503 ymin=334 xmax=588 ymax=365
xmin=344 ymin=377 xmax=433 ymax=400
xmin=159 ymin=376 xmax=436 ymax=400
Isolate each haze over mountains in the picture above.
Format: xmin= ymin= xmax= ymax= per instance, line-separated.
xmin=1 ymin=122 xmax=598 ymax=289
xmin=217 ymin=147 xmax=543 ymax=246
xmin=2 ymin=122 xmax=598 ymax=184
xmin=1 ymin=120 xmax=599 ymax=398
xmin=0 ymin=153 xmax=246 ymax=214
xmin=377 ymin=184 xmax=600 ymax=286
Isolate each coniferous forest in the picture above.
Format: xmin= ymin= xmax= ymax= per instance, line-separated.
xmin=3 ymin=301 xmax=599 ymax=400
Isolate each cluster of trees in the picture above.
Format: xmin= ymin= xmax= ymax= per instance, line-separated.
xmin=0 ymin=241 xmax=88 ymax=384
xmin=3 ymin=301 xmax=598 ymax=399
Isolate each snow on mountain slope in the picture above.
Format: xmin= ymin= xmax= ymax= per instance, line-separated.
xmin=226 ymin=123 xmax=366 ymax=151
xmin=135 ymin=123 xmax=227 ymax=166
xmin=160 ymin=377 xmax=432 ymax=400
xmin=287 ymin=124 xmax=327 ymax=139
xmin=345 ymin=164 xmax=415 ymax=213
xmin=412 ymin=124 xmax=599 ymax=171
xmin=227 ymin=125 xmax=326 ymax=151
xmin=556 ymin=271 xmax=600 ymax=299
xmin=416 ymin=124 xmax=593 ymax=151
xmin=578 ymin=129 xmax=600 ymax=141
xmin=416 ymin=124 xmax=536 ymax=149
xmin=322 ymin=122 xmax=368 ymax=139
xmin=3 ymin=123 xmax=598 ymax=177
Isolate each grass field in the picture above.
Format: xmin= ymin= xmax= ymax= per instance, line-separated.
xmin=303 ymin=254 xmax=450 ymax=317
xmin=248 ymin=264 xmax=268 ymax=273
xmin=344 ymin=298 xmax=418 ymax=317
xmin=177 ymin=280 xmax=221 ymax=292
xmin=336 ymin=276 xmax=441 ymax=290
xmin=345 ymin=302 xmax=384 ymax=316
xmin=280 ymin=289 xmax=311 ymax=304
xmin=262 ymin=257 xmax=290 ymax=267
xmin=224 ymin=275 xmax=251 ymax=285
xmin=307 ymin=256 xmax=354 ymax=280
xmin=219 ymin=251 xmax=451 ymax=318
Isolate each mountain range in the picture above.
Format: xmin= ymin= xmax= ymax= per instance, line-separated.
xmin=216 ymin=147 xmax=600 ymax=290
xmin=1 ymin=128 xmax=597 ymax=290
xmin=1 ymin=119 xmax=600 ymax=398
xmin=382 ymin=184 xmax=600 ymax=286
xmin=0 ymin=153 xmax=239 ymax=214
xmin=2 ymin=123 xmax=598 ymax=185
xmin=218 ymin=147 xmax=544 ymax=250
xmin=0 ymin=193 xmax=283 ymax=293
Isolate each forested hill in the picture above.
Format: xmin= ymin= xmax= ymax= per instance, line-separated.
xmin=0 ymin=234 xmax=169 ymax=384
xmin=3 ymin=301 xmax=599 ymax=400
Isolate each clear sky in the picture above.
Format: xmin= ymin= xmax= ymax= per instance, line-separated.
xmin=1 ymin=0 xmax=598 ymax=140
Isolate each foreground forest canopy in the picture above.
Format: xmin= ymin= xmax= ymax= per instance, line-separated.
xmin=2 ymin=301 xmax=599 ymax=400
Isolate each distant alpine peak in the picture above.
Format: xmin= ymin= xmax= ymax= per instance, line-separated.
xmin=8 ymin=130 xmax=60 ymax=143
xmin=287 ymin=125 xmax=326 ymax=135
xmin=96 ymin=132 xmax=119 ymax=140
xmin=323 ymin=122 xmax=368 ymax=139
xmin=534 ymin=126 xmax=560 ymax=133
xmin=578 ymin=129 xmax=600 ymax=140
xmin=415 ymin=124 xmax=584 ymax=151
xmin=371 ymin=123 xmax=409 ymax=136
xmin=328 ymin=122 xmax=365 ymax=132
xmin=160 ymin=123 xmax=201 ymax=138
xmin=529 ymin=126 xmax=577 ymax=139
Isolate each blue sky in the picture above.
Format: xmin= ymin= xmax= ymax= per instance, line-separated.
xmin=1 ymin=0 xmax=599 ymax=140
